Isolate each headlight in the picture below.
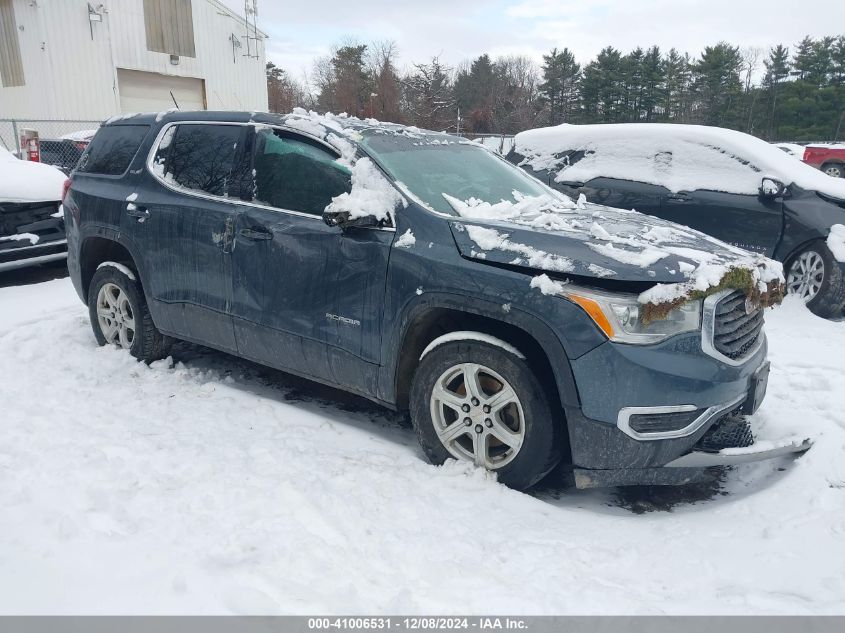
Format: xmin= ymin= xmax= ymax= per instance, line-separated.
xmin=562 ymin=286 xmax=701 ymax=344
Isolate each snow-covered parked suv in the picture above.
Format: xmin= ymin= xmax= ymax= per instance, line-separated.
xmin=64 ymin=111 xmax=809 ymax=490
xmin=508 ymin=124 xmax=845 ymax=318
xmin=0 ymin=148 xmax=68 ymax=272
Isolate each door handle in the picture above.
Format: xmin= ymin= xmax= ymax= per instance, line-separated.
xmin=126 ymin=204 xmax=150 ymax=220
xmin=239 ymin=227 xmax=273 ymax=241
xmin=665 ymin=193 xmax=691 ymax=202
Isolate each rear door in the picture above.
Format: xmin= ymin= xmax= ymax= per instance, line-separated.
xmin=131 ymin=122 xmax=249 ymax=351
xmin=230 ymin=126 xmax=393 ymax=393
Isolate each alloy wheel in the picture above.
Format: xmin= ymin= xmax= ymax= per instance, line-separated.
xmin=823 ymin=164 xmax=843 ymax=178
xmin=786 ymin=251 xmax=825 ymax=302
xmin=96 ymin=282 xmax=136 ymax=349
xmin=429 ymin=362 xmax=525 ymax=469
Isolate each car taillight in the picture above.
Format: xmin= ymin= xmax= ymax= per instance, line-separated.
xmin=62 ymin=178 xmax=72 ymax=203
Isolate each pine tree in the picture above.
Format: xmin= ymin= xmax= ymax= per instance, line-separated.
xmin=692 ymin=42 xmax=743 ymax=126
xmin=792 ymin=36 xmax=815 ymax=80
xmin=539 ymin=48 xmax=580 ymax=125
xmin=640 ymin=46 xmax=664 ymax=121
xmin=762 ymin=44 xmax=791 ymax=138
xmin=662 ymin=49 xmax=690 ymax=121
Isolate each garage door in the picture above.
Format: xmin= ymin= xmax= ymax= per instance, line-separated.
xmin=117 ymin=69 xmax=206 ymax=113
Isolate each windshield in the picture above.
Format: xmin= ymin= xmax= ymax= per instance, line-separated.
xmin=360 ymin=132 xmax=550 ymax=215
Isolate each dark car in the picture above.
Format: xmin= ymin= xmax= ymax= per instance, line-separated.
xmin=0 ymin=148 xmax=68 ymax=272
xmin=63 ymin=111 xmax=808 ymax=491
xmin=39 ymin=138 xmax=89 ymax=176
xmin=508 ymin=123 xmax=845 ymax=318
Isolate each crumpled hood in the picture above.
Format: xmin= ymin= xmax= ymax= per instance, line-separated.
xmin=445 ymin=192 xmax=779 ymax=287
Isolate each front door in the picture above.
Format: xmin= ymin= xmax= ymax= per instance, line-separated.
xmin=659 ymin=189 xmax=784 ymax=256
xmin=230 ymin=127 xmax=393 ymax=395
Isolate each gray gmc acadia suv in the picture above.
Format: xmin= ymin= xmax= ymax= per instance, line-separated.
xmin=63 ymin=111 xmax=809 ymax=491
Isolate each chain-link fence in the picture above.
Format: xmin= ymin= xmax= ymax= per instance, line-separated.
xmin=1 ymin=119 xmax=103 ymax=176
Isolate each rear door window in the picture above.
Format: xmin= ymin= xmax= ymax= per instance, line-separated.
xmin=77 ymin=125 xmax=149 ymax=175
xmin=152 ymin=123 xmax=244 ymax=197
xmin=251 ymin=128 xmax=351 ymax=216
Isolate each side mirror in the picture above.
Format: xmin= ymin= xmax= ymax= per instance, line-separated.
xmin=760 ymin=177 xmax=786 ymax=199
xmin=322 ymin=209 xmax=380 ymax=230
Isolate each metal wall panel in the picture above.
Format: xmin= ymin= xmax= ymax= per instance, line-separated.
xmin=0 ymin=0 xmax=267 ymax=120
xmin=0 ymin=0 xmax=25 ymax=87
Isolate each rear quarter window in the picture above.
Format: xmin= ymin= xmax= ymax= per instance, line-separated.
xmin=77 ymin=125 xmax=150 ymax=176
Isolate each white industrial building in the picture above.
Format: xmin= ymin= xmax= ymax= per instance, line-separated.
xmin=0 ymin=0 xmax=269 ymax=120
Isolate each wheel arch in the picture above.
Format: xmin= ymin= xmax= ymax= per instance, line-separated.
xmin=79 ymin=235 xmax=141 ymax=301
xmin=388 ymin=296 xmax=580 ymax=425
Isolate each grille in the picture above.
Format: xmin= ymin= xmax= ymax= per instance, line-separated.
xmin=696 ymin=414 xmax=753 ymax=453
xmin=712 ymin=290 xmax=764 ymax=361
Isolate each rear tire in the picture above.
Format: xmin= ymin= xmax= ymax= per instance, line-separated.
xmin=409 ymin=339 xmax=562 ymax=490
xmin=87 ymin=265 xmax=171 ymax=362
xmin=785 ymin=242 xmax=845 ymax=318
xmin=821 ymin=162 xmax=844 ymax=179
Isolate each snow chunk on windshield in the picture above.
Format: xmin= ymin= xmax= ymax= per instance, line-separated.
xmin=325 ymin=157 xmax=404 ymax=222
xmin=828 ymin=225 xmax=845 ymax=262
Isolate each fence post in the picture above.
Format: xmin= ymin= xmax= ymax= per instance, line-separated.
xmin=11 ymin=120 xmax=19 ymax=155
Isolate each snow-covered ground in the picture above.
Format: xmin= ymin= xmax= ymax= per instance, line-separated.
xmin=1 ymin=275 xmax=844 ymax=615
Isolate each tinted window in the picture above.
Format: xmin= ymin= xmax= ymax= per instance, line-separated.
xmin=252 ymin=129 xmax=351 ymax=215
xmin=77 ymin=125 xmax=149 ymax=175
xmin=152 ymin=124 xmax=243 ymax=197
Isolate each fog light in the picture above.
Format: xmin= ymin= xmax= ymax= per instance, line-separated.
xmin=628 ymin=409 xmax=705 ymax=434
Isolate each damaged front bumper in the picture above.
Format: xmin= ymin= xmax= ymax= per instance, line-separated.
xmin=571 ymin=424 xmax=812 ymax=489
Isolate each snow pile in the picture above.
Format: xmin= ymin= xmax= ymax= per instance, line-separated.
xmin=0 ymin=148 xmax=66 ymax=203
xmin=324 ymin=157 xmax=404 ymax=222
xmin=529 ymin=273 xmax=569 ymax=296
xmin=828 ymin=224 xmax=845 ymax=262
xmin=0 ymin=233 xmax=39 ymax=245
xmin=514 ymin=123 xmax=845 ymax=200
xmin=393 ymin=229 xmax=416 ymax=248
xmin=1 ymin=280 xmax=845 ymax=615
xmin=466 ymin=225 xmax=574 ymax=273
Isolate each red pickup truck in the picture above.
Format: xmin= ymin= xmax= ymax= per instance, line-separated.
xmin=802 ymin=145 xmax=845 ymax=179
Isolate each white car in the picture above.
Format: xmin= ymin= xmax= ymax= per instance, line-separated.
xmin=0 ymin=148 xmax=68 ymax=272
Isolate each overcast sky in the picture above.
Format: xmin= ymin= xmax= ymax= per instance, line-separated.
xmin=221 ymin=0 xmax=841 ymax=81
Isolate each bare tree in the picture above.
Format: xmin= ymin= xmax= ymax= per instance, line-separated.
xmin=401 ymin=56 xmax=456 ymax=131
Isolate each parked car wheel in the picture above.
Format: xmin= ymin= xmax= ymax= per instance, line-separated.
xmin=821 ymin=162 xmax=844 ymax=178
xmin=785 ymin=242 xmax=845 ymax=318
xmin=410 ymin=339 xmax=561 ymax=490
xmin=87 ymin=265 xmax=171 ymax=362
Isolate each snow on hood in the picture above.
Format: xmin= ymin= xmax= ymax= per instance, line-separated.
xmin=513 ymin=123 xmax=845 ymax=201
xmin=445 ymin=191 xmax=783 ymax=305
xmin=0 ymin=149 xmax=66 ymax=203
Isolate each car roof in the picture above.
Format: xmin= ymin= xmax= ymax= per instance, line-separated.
xmin=101 ymin=110 xmax=449 ymax=140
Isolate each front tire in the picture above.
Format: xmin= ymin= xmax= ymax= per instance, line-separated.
xmin=410 ymin=339 xmax=562 ymax=490
xmin=785 ymin=242 xmax=845 ymax=318
xmin=87 ymin=265 xmax=171 ymax=362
